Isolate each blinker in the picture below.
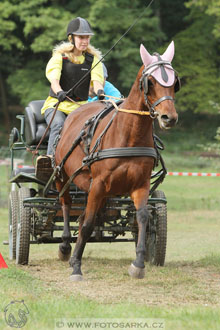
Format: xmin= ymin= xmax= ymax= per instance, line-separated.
xmin=174 ymin=76 xmax=181 ymax=93
xmin=140 ymin=74 xmax=181 ymax=95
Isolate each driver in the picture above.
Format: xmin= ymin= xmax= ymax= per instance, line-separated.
xmin=37 ymin=17 xmax=104 ymax=169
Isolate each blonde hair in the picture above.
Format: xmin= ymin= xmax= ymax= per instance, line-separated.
xmin=53 ymin=39 xmax=102 ymax=64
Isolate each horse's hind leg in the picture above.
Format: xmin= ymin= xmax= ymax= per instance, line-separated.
xmin=56 ymin=179 xmax=72 ymax=261
xmin=128 ymin=187 xmax=149 ymax=279
xmin=69 ymin=181 xmax=104 ymax=281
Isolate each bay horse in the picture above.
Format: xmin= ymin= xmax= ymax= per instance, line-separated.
xmin=54 ymin=41 xmax=179 ymax=281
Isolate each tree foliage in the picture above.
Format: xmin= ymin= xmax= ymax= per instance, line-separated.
xmin=88 ymin=0 xmax=164 ymax=91
xmin=186 ymin=0 xmax=220 ymax=39
xmin=174 ymin=12 xmax=220 ymax=113
xmin=1 ymin=0 xmax=220 ymax=137
xmin=157 ymin=0 xmax=190 ymax=39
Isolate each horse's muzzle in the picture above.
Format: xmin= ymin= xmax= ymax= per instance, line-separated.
xmin=158 ymin=113 xmax=178 ymax=129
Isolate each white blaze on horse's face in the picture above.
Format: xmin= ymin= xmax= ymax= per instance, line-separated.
xmin=140 ymin=41 xmax=178 ymax=129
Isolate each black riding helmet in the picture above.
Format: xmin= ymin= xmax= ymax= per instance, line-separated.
xmin=67 ymin=17 xmax=94 ymax=36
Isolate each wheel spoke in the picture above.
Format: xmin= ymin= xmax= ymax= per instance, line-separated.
xmin=145 ymin=190 xmax=167 ymax=266
xmin=16 ymin=188 xmax=31 ymax=265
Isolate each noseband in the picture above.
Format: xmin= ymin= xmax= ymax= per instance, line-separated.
xmin=139 ymin=54 xmax=180 ymax=119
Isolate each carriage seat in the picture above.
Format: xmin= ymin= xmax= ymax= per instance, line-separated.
xmin=24 ymin=100 xmax=49 ymax=146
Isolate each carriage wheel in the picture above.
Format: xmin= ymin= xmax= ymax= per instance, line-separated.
xmin=8 ymin=190 xmax=18 ymax=260
xmin=16 ymin=187 xmax=31 ymax=265
xmin=145 ymin=190 xmax=167 ymax=266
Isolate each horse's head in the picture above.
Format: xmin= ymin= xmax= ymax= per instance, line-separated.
xmin=140 ymin=41 xmax=179 ymax=129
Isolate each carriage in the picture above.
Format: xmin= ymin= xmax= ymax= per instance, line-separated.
xmin=8 ymin=99 xmax=167 ymax=268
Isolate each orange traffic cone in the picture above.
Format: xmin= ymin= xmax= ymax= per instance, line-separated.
xmin=0 ymin=253 xmax=8 ymax=268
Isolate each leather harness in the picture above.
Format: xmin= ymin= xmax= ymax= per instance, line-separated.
xmin=43 ymin=58 xmax=180 ymax=197
xmin=43 ymin=102 xmax=166 ymax=197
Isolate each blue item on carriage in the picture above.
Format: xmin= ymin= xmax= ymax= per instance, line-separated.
xmin=88 ymin=81 xmax=121 ymax=102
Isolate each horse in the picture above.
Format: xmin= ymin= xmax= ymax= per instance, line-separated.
xmin=54 ymin=40 xmax=179 ymax=281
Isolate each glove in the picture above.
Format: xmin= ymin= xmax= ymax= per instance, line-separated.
xmin=57 ymin=90 xmax=67 ymax=102
xmin=96 ymin=89 xmax=105 ymax=100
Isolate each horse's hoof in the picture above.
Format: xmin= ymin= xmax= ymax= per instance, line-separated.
xmin=58 ymin=247 xmax=71 ymax=261
xmin=70 ymin=274 xmax=84 ymax=282
xmin=128 ymin=263 xmax=145 ymax=279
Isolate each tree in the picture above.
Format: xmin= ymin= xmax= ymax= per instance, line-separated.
xmin=0 ymin=0 xmax=25 ymax=133
xmin=186 ymin=0 xmax=220 ymax=39
xmin=0 ymin=0 xmax=164 ymax=118
xmin=88 ymin=0 xmax=165 ymax=94
xmin=173 ymin=3 xmax=220 ymax=114
xmin=157 ymin=0 xmax=190 ymax=40
xmin=1 ymin=0 xmax=219 ymax=147
xmin=1 ymin=0 xmax=75 ymax=104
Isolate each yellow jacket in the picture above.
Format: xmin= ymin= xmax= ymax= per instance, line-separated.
xmin=41 ymin=42 xmax=104 ymax=115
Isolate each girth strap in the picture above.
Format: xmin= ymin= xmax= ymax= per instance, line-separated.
xmin=83 ymin=147 xmax=157 ymax=166
xmin=58 ymin=146 xmax=157 ymax=197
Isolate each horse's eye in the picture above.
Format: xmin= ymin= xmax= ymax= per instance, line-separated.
xmin=148 ymin=80 xmax=153 ymax=88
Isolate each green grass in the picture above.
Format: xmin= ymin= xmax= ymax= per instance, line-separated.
xmin=1 ymin=115 xmax=220 ymax=329
xmin=1 ymin=264 xmax=220 ymax=330
xmin=164 ymin=152 xmax=220 ymax=172
xmin=162 ymin=176 xmax=220 ymax=211
xmin=1 ymin=174 xmax=220 ymax=329
xmin=155 ymin=112 xmax=220 ymax=172
xmin=0 ymin=165 xmax=10 ymax=205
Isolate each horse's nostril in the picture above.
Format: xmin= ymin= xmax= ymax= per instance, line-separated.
xmin=161 ymin=114 xmax=178 ymax=126
xmin=161 ymin=115 xmax=169 ymax=122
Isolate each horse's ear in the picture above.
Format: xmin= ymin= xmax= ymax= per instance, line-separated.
xmin=140 ymin=44 xmax=153 ymax=67
xmin=162 ymin=40 xmax=175 ymax=62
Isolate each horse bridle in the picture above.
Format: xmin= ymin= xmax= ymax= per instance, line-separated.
xmin=139 ymin=54 xmax=181 ymax=119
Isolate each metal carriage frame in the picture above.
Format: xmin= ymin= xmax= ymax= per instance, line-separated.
xmin=8 ymin=100 xmax=168 ymax=267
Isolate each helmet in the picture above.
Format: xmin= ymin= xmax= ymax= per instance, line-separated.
xmin=67 ymin=17 xmax=94 ymax=36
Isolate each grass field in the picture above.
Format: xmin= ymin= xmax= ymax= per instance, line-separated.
xmin=1 ymin=165 xmax=220 ymax=329
xmin=1 ymin=120 xmax=220 ymax=330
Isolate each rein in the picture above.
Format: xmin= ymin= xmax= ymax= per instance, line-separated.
xmin=42 ymin=100 xmax=166 ymax=198
xmin=26 ymin=101 xmax=60 ymax=166
xmin=43 ymin=60 xmax=177 ymax=196
xmin=27 ymin=95 xmax=81 ymax=166
xmin=117 ymin=109 xmax=151 ymax=116
xmin=58 ymin=105 xmax=164 ymax=198
xmin=102 ymin=97 xmax=151 ymax=116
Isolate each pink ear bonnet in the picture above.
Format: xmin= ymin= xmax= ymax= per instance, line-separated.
xmin=140 ymin=41 xmax=175 ymax=87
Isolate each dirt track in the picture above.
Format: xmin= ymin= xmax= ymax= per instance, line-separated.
xmin=24 ymin=250 xmax=220 ymax=307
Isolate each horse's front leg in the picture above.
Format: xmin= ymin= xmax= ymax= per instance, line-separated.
xmin=69 ymin=180 xmax=104 ymax=281
xmin=56 ymin=180 xmax=72 ymax=261
xmin=129 ymin=187 xmax=150 ymax=279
